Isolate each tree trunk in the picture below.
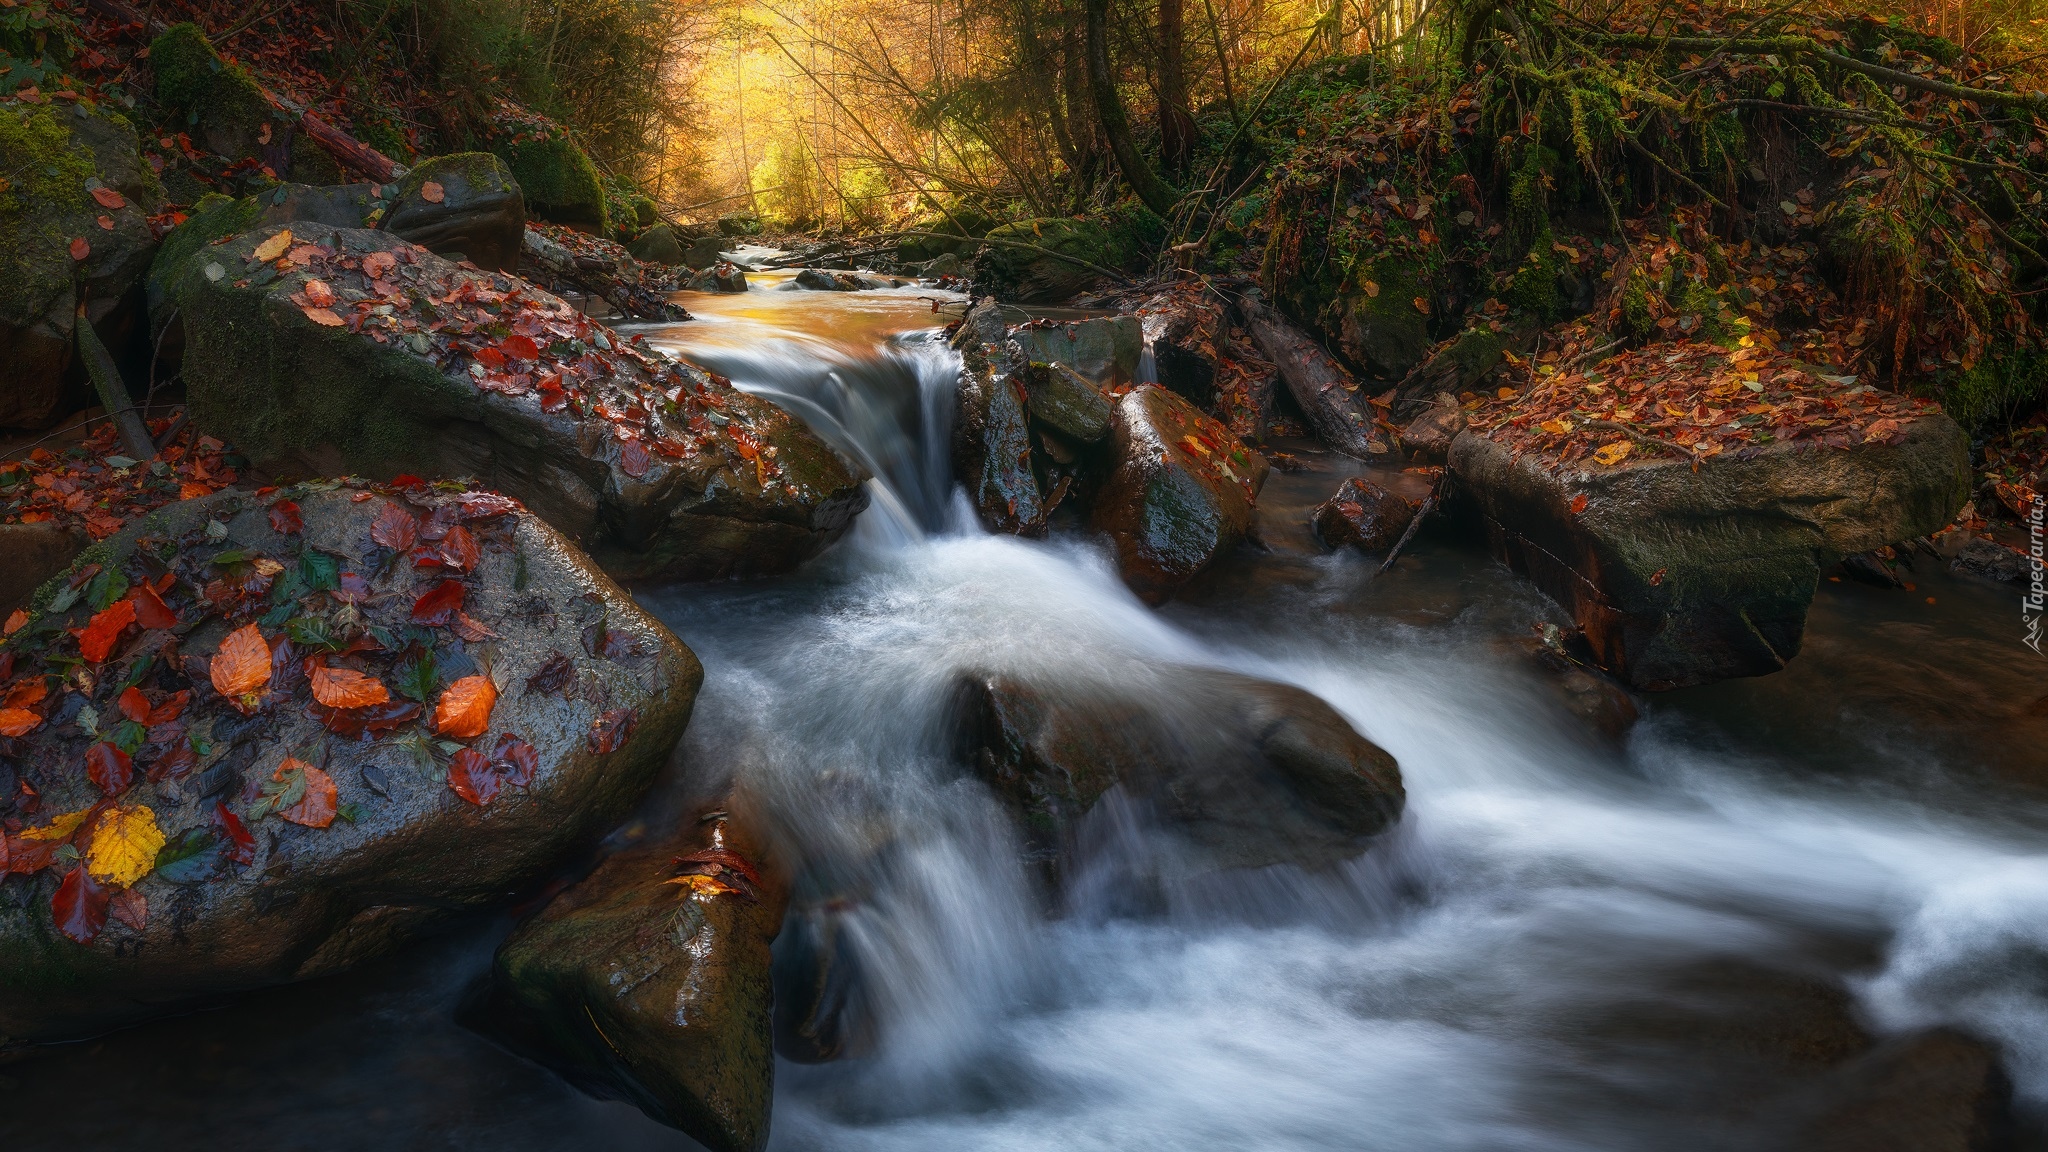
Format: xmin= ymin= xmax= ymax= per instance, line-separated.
xmin=1239 ymin=296 xmax=1382 ymax=459
xmin=1157 ymin=0 xmax=1197 ymax=174
xmin=1085 ymin=0 xmax=1179 ymax=218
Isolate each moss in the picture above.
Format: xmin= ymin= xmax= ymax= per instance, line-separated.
xmin=492 ymin=134 xmax=604 ymax=232
xmin=1507 ymin=235 xmax=1566 ymax=322
xmin=1935 ymin=348 xmax=2048 ymax=433
xmin=150 ymin=23 xmax=269 ymax=133
xmin=391 ymin=152 xmax=518 ymax=205
xmin=144 ymin=192 xmax=260 ymax=312
xmin=0 ymin=105 xmax=96 ymax=316
xmin=1619 ymin=267 xmax=1656 ymax=342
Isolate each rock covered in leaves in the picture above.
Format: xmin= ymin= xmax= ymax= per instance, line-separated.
xmin=1092 ymin=385 xmax=1270 ymax=602
xmin=1312 ymin=476 xmax=1416 ymax=553
xmin=489 ymin=802 xmax=784 ymax=1152
xmin=1451 ymin=412 xmax=1971 ymax=690
xmin=1136 ymin=287 xmax=1226 ymax=406
xmin=381 ymin=153 xmax=527 ymax=274
xmin=519 ymin=222 xmax=688 ymax=321
xmin=0 ymin=103 xmax=163 ymax=429
xmin=687 ymin=261 xmax=750 ymax=293
xmin=168 ymin=223 xmax=867 ymax=582
xmin=0 ymin=481 xmax=701 ymax=1043
xmin=956 ymin=667 xmax=1404 ymax=875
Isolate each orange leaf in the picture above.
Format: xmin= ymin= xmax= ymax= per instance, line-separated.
xmin=3 ymin=609 xmax=27 ymax=636
xmin=420 ymin=180 xmax=446 ymax=203
xmin=302 ymin=306 xmax=345 ymax=327
xmin=75 ymin=598 xmax=137 ymax=663
xmin=275 ymin=758 xmax=338 ymax=828
xmin=0 ymin=708 xmax=41 ymax=737
xmin=362 ymin=251 xmax=396 ymax=279
xmin=211 ymin=623 xmax=272 ymax=700
xmin=69 ymin=237 xmax=89 ymax=261
xmin=433 ymin=675 xmax=496 ymax=738
xmin=90 ymin=186 xmax=126 ymax=210
xmin=303 ymin=279 xmax=336 ymax=307
xmin=3 ymin=679 xmax=46 ymax=709
xmin=311 ymin=663 xmax=390 ymax=708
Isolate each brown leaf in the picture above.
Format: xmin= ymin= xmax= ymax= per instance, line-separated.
xmin=90 ymin=186 xmax=127 ymax=210
xmin=302 ymin=306 xmax=345 ymax=327
xmin=420 ymin=181 xmax=445 ymax=204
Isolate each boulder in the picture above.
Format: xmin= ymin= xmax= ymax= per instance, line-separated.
xmin=1008 ymin=316 xmax=1142 ymax=387
xmin=168 ymin=223 xmax=866 ymax=583
xmin=628 ymin=224 xmax=687 ymax=267
xmin=148 ymin=24 xmax=340 ymax=185
xmin=247 ymin=182 xmax=381 ymax=230
xmin=1312 ymin=477 xmax=1416 ymax=553
xmin=918 ymin=252 xmax=963 ymax=279
xmin=956 ymin=666 xmax=1405 ymax=873
xmin=491 ymin=134 xmax=606 ymax=234
xmin=975 ymin=211 xmax=1160 ymax=304
xmin=1334 ymin=260 xmax=1433 ymax=379
xmin=0 ymin=103 xmax=162 ymax=428
xmin=1791 ymin=1028 xmax=2014 ymax=1152
xmin=0 ymin=481 xmax=702 ymax=1044
xmin=1397 ymin=401 xmax=1467 ymax=463
xmin=518 ymin=223 xmax=688 ymax=322
xmin=1393 ymin=328 xmax=1508 ymax=407
xmin=951 ymin=348 xmax=1043 ymax=536
xmin=1450 ymin=415 xmax=1972 ymax=689
xmin=682 ymin=233 xmax=729 ymax=271
xmin=687 ymin=262 xmax=750 ymax=293
xmin=381 ymin=153 xmax=526 ymax=274
xmin=1092 ymin=385 xmax=1269 ymax=602
xmin=0 ymin=522 xmax=90 ymax=612
xmin=1137 ymin=288 xmax=1227 ymax=406
xmin=791 ymin=268 xmax=898 ymax=291
xmin=1014 ymin=358 xmax=1112 ymax=445
xmin=718 ymin=213 xmax=763 ymax=238
xmin=489 ymin=802 xmax=785 ymax=1152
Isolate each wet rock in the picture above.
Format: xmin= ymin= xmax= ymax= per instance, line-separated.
xmin=1240 ymin=296 xmax=1382 ymax=459
xmin=1449 ymin=415 xmax=1971 ymax=690
xmin=0 ymin=103 xmax=162 ymax=428
xmin=169 ymin=222 xmax=865 ymax=583
xmin=519 ymin=224 xmax=688 ymax=322
xmin=491 ymin=134 xmax=606 ymax=234
xmin=627 ymin=224 xmax=686 ymax=267
xmin=956 ymin=667 xmax=1404 ymax=873
xmin=1391 ymin=328 xmax=1507 ymax=407
xmin=382 ymin=153 xmax=526 ymax=274
xmin=771 ymin=892 xmax=869 ymax=1063
xmin=1790 ymin=1028 xmax=2015 ymax=1152
xmin=1517 ymin=632 xmax=1640 ymax=743
xmin=0 ymin=522 xmax=90 ymax=613
xmin=490 ymin=803 xmax=785 ymax=1152
xmin=1335 ymin=261 xmax=1433 ymax=380
xmin=917 ymin=252 xmax=962 ymax=279
xmin=1137 ymin=287 xmax=1226 ymax=406
xmin=688 ymin=262 xmax=750 ymax=293
xmin=1397 ymin=401 xmax=1466 ymax=464
xmin=1007 ymin=316 xmax=1143 ymax=387
xmin=792 ymin=268 xmax=898 ymax=291
xmin=250 ymin=182 xmax=380 ymax=230
xmin=1950 ymin=537 xmax=2028 ymax=583
xmin=683 ymin=234 xmax=729 ymax=271
xmin=952 ymin=351 xmax=1043 ymax=535
xmin=1014 ymin=356 xmax=1112 ymax=445
xmin=1092 ymin=385 xmax=1270 ymax=602
xmin=1312 ymin=477 xmax=1416 ymax=553
xmin=0 ymin=482 xmax=702 ymax=1044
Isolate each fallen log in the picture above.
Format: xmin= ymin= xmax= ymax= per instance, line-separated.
xmin=1238 ymin=295 xmax=1380 ymax=459
xmin=82 ymin=0 xmax=402 ymax=182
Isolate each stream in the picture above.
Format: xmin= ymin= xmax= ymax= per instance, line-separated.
xmin=5 ymin=266 xmax=2047 ymax=1151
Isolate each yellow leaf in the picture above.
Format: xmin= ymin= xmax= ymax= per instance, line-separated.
xmin=1362 ymin=280 xmax=1380 ymax=298
xmin=1592 ymin=440 xmax=1633 ymax=466
xmin=85 ymin=805 xmax=165 ymax=886
xmin=1539 ymin=418 xmax=1573 ymax=435
xmin=1495 ymin=387 xmax=1516 ymax=400
xmin=21 ymin=807 xmax=94 ymax=842
xmin=252 ymin=229 xmax=293 ymax=262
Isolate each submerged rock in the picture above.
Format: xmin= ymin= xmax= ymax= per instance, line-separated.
xmin=0 ymin=103 xmax=162 ymax=428
xmin=792 ymin=268 xmax=899 ymax=292
xmin=1312 ymin=476 xmax=1417 ymax=553
xmin=1450 ymin=415 xmax=1971 ymax=689
xmin=490 ymin=802 xmax=785 ymax=1152
xmin=0 ymin=482 xmax=701 ymax=1044
xmin=688 ymin=261 xmax=750 ymax=293
xmin=956 ymin=667 xmax=1404 ymax=873
xmin=1791 ymin=1027 xmax=2014 ymax=1152
xmin=381 ymin=153 xmax=526 ymax=274
xmin=1092 ymin=385 xmax=1269 ymax=602
xmin=167 ymin=222 xmax=866 ymax=582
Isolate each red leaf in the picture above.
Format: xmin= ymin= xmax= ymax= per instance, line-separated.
xmin=334 ymin=572 xmax=372 ymax=604
xmin=524 ymin=652 xmax=575 ymax=696
xmin=117 ymin=686 xmax=152 ymax=724
xmin=492 ymin=732 xmax=538 ymax=787
xmin=369 ymin=501 xmax=420 ymax=550
xmin=109 ymin=888 xmax=147 ymax=931
xmin=619 ymin=438 xmax=651 ymax=478
xmin=86 ymin=741 xmax=133 ymax=794
xmin=502 ymin=334 xmax=541 ymax=361
xmin=1569 ymin=494 xmax=1589 ymax=516
xmin=69 ymin=237 xmax=89 ymax=261
xmin=447 ymin=747 xmax=499 ymax=805
xmin=451 ymin=612 xmax=498 ymax=642
xmin=52 ymin=867 xmax=110 ymax=944
xmin=474 ymin=346 xmax=508 ymax=371
xmin=587 ymin=708 xmax=637 ymax=754
xmin=305 ymin=699 xmax=421 ymax=740
xmin=268 ymin=500 xmax=303 ymax=535
xmin=411 ymin=579 xmax=465 ymax=625
xmin=432 ymin=524 xmax=480 ymax=572
xmin=75 ymin=598 xmax=137 ymax=663
xmin=455 ymin=492 xmax=520 ymax=520
xmin=537 ymin=376 xmax=568 ymax=413
xmin=131 ymin=583 xmax=178 ymax=629
xmin=213 ymin=802 xmax=255 ymax=864
xmin=146 ymin=690 xmax=189 ymax=726
xmin=91 ymin=186 xmax=127 ymax=210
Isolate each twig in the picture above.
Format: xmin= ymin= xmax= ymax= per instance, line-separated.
xmin=76 ymin=306 xmax=155 ymax=461
xmin=894 ymin=229 xmax=1134 ymax=284
xmin=1377 ymin=473 xmax=1442 ymax=575
xmin=1583 ymin=418 xmax=1694 ymax=460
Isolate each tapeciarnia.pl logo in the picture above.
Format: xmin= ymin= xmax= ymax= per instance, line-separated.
xmin=2027 ymin=496 xmax=2045 ymax=654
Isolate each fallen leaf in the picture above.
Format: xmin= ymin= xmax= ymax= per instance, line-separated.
xmin=411 ymin=578 xmax=465 ymax=625
xmin=117 ymin=686 xmax=153 ymax=724
xmin=52 ymin=867 xmax=109 ymax=944
xmin=4 ymin=609 xmax=27 ymax=635
xmin=619 ymin=438 xmax=651 ymax=478
xmin=306 ymin=698 xmax=420 ymax=739
xmin=362 ymin=251 xmax=396 ymax=279
xmin=420 ymin=180 xmax=446 ymax=204
xmin=132 ymin=583 xmax=178 ymax=629
xmin=451 ymin=612 xmax=498 ymax=642
xmin=369 ymin=501 xmax=419 ymax=550
xmin=109 ymin=888 xmax=147 ymax=931
xmin=1570 ymin=493 xmax=1590 ymax=515
xmin=75 ymin=598 xmax=137 ymax=663
xmin=0 ymin=707 xmax=41 ymax=737
xmin=252 ymin=229 xmax=293 ymax=262
xmin=91 ymin=186 xmax=126 ymax=210
xmin=445 ymin=748 xmax=498 ymax=805
xmin=588 ymin=707 xmax=636 ymax=754
xmin=86 ymin=741 xmax=134 ymax=793
xmin=524 ymin=652 xmax=575 ymax=696
xmin=269 ymin=499 xmax=303 ymax=534
xmin=21 ymin=807 xmax=94 ymax=843
xmin=256 ymin=757 xmax=338 ymax=828
xmin=85 ymin=804 xmax=164 ymax=886
xmin=211 ymin=623 xmax=273 ymax=704
xmin=310 ymin=663 xmax=390 ymax=708
xmin=434 ymin=675 xmax=496 ymax=738
xmin=69 ymin=237 xmax=89 ymax=261
xmin=214 ymin=802 xmax=255 ymax=864
xmin=2 ymin=678 xmax=43 ymax=710
xmin=1591 ymin=441 xmax=1633 ymax=466
xmin=302 ymin=306 xmax=345 ymax=327
xmin=302 ymin=279 xmax=336 ymax=308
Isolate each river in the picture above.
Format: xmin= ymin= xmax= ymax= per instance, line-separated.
xmin=5 ymin=266 xmax=2045 ymax=1151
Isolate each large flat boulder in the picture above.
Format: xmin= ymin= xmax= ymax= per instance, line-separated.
xmin=0 ymin=481 xmax=700 ymax=1044
xmin=167 ymin=223 xmax=866 ymax=582
xmin=1092 ymin=385 xmax=1269 ymax=602
xmin=0 ymin=104 xmax=162 ymax=428
xmin=1450 ymin=414 xmax=1970 ymax=689
xmin=381 ymin=153 xmax=526 ymax=274
xmin=489 ymin=800 xmax=785 ymax=1152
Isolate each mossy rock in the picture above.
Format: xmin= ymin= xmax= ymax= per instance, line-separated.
xmin=977 ymin=210 xmax=1162 ymax=304
xmin=0 ymin=103 xmax=162 ymax=428
xmin=382 ymin=153 xmax=525 ymax=273
xmin=627 ymin=224 xmax=686 ymax=266
xmin=149 ymin=23 xmax=335 ymax=183
xmin=1335 ymin=258 xmax=1433 ymax=379
xmin=491 ymin=134 xmax=605 ymax=234
xmin=717 ymin=212 xmax=762 ymax=237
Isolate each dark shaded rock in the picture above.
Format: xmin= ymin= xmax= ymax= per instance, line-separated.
xmin=1840 ymin=548 xmax=1907 ymax=588
xmin=491 ymin=134 xmax=605 ymax=234
xmin=718 ymin=213 xmax=763 ymax=238
xmin=683 ymin=234 xmax=728 ymax=271
xmin=0 ymin=522 xmax=90 ymax=612
xmin=1092 ymin=385 xmax=1270 ymax=602
xmin=1392 ymin=327 xmax=1507 ymax=408
xmin=250 ymin=182 xmax=380 ymax=230
xmin=1138 ymin=288 xmax=1226 ymax=406
xmin=0 ymin=103 xmax=162 ymax=428
xmin=1398 ymin=402 xmax=1467 ymax=463
xmin=382 ymin=153 xmax=526 ymax=274
xmin=170 ymin=223 xmax=865 ymax=583
xmin=772 ymin=892 xmax=869 ymax=1064
xmin=792 ymin=268 xmax=897 ymax=292
xmin=957 ymin=666 xmax=1404 ymax=872
xmin=1336 ymin=262 xmax=1434 ymax=380
xmin=1791 ymin=1028 xmax=2015 ymax=1152
xmin=1241 ymin=296 xmax=1382 ymax=459
xmin=1516 ymin=632 xmax=1641 ymax=743
xmin=1008 ymin=316 xmax=1143 ymax=387
xmin=628 ymin=224 xmax=686 ymax=266
xmin=0 ymin=482 xmax=701 ymax=1044
xmin=952 ymin=350 xmax=1043 ymax=535
xmin=687 ymin=262 xmax=750 ymax=293
xmin=490 ymin=803 xmax=785 ymax=1152
xmin=1950 ymin=537 xmax=2028 ymax=583
xmin=519 ymin=225 xmax=689 ymax=323
xmin=1449 ymin=416 xmax=1971 ymax=689
xmin=1015 ymin=356 xmax=1112 ymax=444
xmin=1312 ymin=477 xmax=1416 ymax=552
xmin=975 ymin=211 xmax=1161 ymax=304
xmin=148 ymin=24 xmax=340 ymax=185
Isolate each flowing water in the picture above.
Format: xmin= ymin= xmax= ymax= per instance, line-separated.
xmin=6 ymin=267 xmax=2047 ymax=1152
